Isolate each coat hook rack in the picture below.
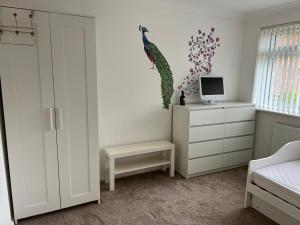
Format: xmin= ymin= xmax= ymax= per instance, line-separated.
xmin=29 ymin=10 xmax=34 ymax=36
xmin=0 ymin=27 xmax=2 ymax=42
xmin=0 ymin=9 xmax=35 ymax=38
xmin=13 ymin=12 xmax=18 ymax=35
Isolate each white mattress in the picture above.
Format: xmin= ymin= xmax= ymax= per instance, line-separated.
xmin=252 ymin=160 xmax=300 ymax=209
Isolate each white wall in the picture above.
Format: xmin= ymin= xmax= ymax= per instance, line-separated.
xmin=96 ymin=1 xmax=244 ymax=180
xmin=239 ymin=3 xmax=300 ymax=158
xmin=0 ymin=0 xmax=245 ymax=179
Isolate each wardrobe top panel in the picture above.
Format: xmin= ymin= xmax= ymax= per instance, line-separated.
xmin=0 ymin=5 xmax=95 ymax=19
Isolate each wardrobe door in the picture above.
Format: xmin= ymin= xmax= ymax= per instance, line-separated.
xmin=50 ymin=13 xmax=99 ymax=208
xmin=0 ymin=10 xmax=60 ymax=220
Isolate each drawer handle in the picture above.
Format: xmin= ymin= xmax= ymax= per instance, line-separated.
xmin=55 ymin=107 xmax=63 ymax=130
xmin=47 ymin=107 xmax=55 ymax=131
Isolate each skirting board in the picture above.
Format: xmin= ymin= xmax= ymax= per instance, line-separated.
xmin=252 ymin=196 xmax=300 ymax=225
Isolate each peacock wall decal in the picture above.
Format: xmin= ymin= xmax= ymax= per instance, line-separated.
xmin=139 ymin=25 xmax=174 ymax=109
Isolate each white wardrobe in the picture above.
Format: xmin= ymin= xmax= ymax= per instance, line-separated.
xmin=0 ymin=7 xmax=99 ymax=222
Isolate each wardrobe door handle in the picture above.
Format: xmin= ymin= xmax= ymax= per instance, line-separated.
xmin=55 ymin=107 xmax=63 ymax=130
xmin=47 ymin=107 xmax=55 ymax=131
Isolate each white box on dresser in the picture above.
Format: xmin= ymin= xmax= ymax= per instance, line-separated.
xmin=173 ymin=102 xmax=255 ymax=178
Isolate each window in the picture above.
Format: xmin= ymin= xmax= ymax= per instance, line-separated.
xmin=253 ymin=23 xmax=300 ymax=115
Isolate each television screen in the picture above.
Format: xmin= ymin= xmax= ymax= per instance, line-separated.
xmin=200 ymin=77 xmax=224 ymax=95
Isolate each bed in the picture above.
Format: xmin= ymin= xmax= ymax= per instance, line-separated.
xmin=244 ymin=141 xmax=300 ymax=225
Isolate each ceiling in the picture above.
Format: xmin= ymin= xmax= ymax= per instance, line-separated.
xmin=188 ymin=0 xmax=299 ymax=14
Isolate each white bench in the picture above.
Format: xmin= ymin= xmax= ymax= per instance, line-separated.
xmin=104 ymin=140 xmax=175 ymax=191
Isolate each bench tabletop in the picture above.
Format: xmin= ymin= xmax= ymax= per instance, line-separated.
xmin=105 ymin=140 xmax=174 ymax=158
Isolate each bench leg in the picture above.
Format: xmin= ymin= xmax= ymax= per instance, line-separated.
xmin=162 ymin=151 xmax=167 ymax=171
xmin=109 ymin=158 xmax=115 ymax=191
xmin=169 ymin=147 xmax=175 ymax=177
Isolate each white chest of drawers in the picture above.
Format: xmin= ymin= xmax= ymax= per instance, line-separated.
xmin=173 ymin=102 xmax=255 ymax=178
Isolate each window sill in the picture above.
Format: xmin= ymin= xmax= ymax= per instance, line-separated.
xmin=256 ymin=107 xmax=300 ymax=119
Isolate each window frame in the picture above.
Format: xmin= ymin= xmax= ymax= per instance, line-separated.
xmin=253 ymin=22 xmax=300 ymax=115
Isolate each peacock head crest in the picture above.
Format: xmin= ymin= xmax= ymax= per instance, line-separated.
xmin=139 ymin=25 xmax=149 ymax=33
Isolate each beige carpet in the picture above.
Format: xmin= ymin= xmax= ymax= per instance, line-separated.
xmin=19 ymin=167 xmax=277 ymax=225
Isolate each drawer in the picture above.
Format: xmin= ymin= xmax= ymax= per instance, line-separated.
xmin=225 ymin=107 xmax=255 ymax=123
xmin=189 ymin=124 xmax=224 ymax=142
xmin=188 ymin=155 xmax=222 ymax=174
xmin=190 ymin=109 xmax=225 ymax=126
xmin=224 ymin=121 xmax=254 ymax=138
xmin=223 ymin=149 xmax=252 ymax=168
xmin=223 ymin=135 xmax=253 ymax=153
xmin=189 ymin=140 xmax=223 ymax=159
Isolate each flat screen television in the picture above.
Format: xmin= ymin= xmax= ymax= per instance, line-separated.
xmin=199 ymin=76 xmax=224 ymax=104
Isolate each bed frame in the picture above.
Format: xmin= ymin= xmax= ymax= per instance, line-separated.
xmin=244 ymin=141 xmax=300 ymax=225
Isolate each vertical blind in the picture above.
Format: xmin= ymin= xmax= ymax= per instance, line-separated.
xmin=253 ymin=23 xmax=300 ymax=115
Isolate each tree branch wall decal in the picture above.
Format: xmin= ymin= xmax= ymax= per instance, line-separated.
xmin=178 ymin=27 xmax=220 ymax=95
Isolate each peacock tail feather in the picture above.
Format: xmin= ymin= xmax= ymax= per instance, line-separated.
xmin=148 ymin=43 xmax=174 ymax=109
